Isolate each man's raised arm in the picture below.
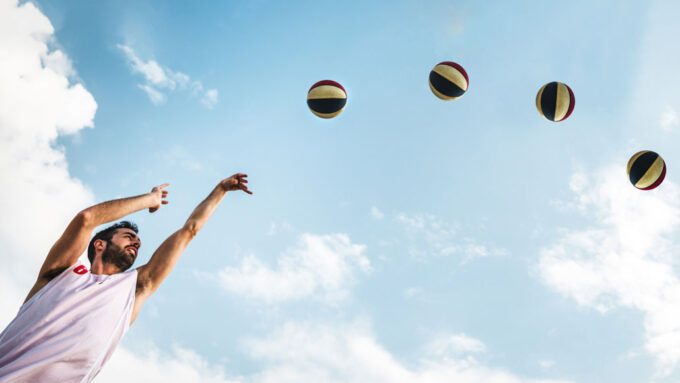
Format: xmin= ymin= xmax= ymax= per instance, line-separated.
xmin=36 ymin=184 xmax=169 ymax=280
xmin=132 ymin=174 xmax=251 ymax=322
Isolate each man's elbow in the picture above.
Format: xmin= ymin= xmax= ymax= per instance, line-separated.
xmin=183 ymin=220 xmax=200 ymax=239
xmin=75 ymin=210 xmax=94 ymax=229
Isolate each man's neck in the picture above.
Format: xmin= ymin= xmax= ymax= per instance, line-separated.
xmin=90 ymin=261 xmax=121 ymax=275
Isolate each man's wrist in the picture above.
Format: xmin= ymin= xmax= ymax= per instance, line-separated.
xmin=144 ymin=192 xmax=157 ymax=208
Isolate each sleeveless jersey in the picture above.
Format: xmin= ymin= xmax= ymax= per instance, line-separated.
xmin=0 ymin=261 xmax=137 ymax=382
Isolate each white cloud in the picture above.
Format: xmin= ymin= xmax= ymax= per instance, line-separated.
xmin=216 ymin=233 xmax=370 ymax=304
xmin=0 ymin=276 xmax=25 ymax=329
xmin=99 ymin=324 xmax=572 ymax=383
xmin=371 ymin=206 xmax=385 ymax=220
xmin=0 ymin=0 xmax=96 ymax=294
xmin=98 ymin=344 xmax=241 ymax=383
xmin=538 ymin=164 xmax=680 ymax=376
xmin=395 ymin=212 xmax=506 ymax=262
xmin=0 ymin=4 xmax=231 ymax=383
xmin=117 ymin=43 xmax=217 ymax=108
xmin=660 ymin=106 xmax=679 ymax=132
xmin=243 ymin=321 xmax=573 ymax=383
xmin=42 ymin=49 xmax=75 ymax=78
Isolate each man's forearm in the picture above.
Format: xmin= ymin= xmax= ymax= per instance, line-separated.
xmin=81 ymin=193 xmax=155 ymax=228
xmin=183 ymin=184 xmax=227 ymax=235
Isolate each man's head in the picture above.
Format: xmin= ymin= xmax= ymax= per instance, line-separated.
xmin=87 ymin=221 xmax=141 ymax=272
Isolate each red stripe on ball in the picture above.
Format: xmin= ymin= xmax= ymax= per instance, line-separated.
xmin=640 ymin=163 xmax=666 ymax=190
xmin=438 ymin=62 xmax=469 ymax=85
xmin=309 ymin=80 xmax=346 ymax=94
xmin=563 ymin=84 xmax=575 ymax=120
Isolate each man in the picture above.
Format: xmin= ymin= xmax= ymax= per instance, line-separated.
xmin=0 ymin=173 xmax=252 ymax=382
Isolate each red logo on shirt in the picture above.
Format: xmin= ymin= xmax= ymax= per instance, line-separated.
xmin=73 ymin=265 xmax=89 ymax=275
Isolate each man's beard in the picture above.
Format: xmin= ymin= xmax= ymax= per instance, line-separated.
xmin=101 ymin=242 xmax=135 ymax=272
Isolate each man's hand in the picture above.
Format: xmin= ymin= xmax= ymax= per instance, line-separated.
xmin=149 ymin=183 xmax=170 ymax=213
xmin=219 ymin=173 xmax=253 ymax=195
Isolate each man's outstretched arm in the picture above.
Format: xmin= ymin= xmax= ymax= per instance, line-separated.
xmin=132 ymin=174 xmax=251 ymax=323
xmin=28 ymin=185 xmax=169 ymax=296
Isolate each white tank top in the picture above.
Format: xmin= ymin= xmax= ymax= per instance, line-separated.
xmin=0 ymin=261 xmax=137 ymax=383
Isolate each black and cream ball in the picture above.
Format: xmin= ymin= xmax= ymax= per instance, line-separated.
xmin=428 ymin=61 xmax=469 ymax=101
xmin=535 ymin=82 xmax=575 ymax=122
xmin=627 ymin=150 xmax=666 ymax=190
xmin=307 ymin=80 xmax=347 ymax=119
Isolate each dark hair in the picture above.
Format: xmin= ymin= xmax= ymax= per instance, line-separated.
xmin=87 ymin=221 xmax=139 ymax=265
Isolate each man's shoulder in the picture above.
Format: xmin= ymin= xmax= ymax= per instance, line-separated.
xmin=23 ymin=261 xmax=87 ymax=305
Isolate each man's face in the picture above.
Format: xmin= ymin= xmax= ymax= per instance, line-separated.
xmin=101 ymin=228 xmax=141 ymax=272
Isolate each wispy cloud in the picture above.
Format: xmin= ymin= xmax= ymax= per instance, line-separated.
xmin=423 ymin=333 xmax=486 ymax=358
xmin=215 ymin=233 xmax=370 ymax=304
xmin=266 ymin=220 xmax=292 ymax=236
xmin=394 ymin=212 xmax=507 ymax=262
xmin=137 ymin=83 xmax=165 ymax=105
xmin=201 ymin=88 xmax=219 ymax=109
xmin=370 ymin=206 xmax=385 ymax=220
xmin=117 ymin=44 xmax=218 ymax=108
xmin=628 ymin=1 xmax=680 ymax=138
xmin=539 ymin=164 xmax=680 ymax=376
xmin=404 ymin=286 xmax=424 ymax=298
xmin=159 ymin=144 xmax=202 ymax=172
xmin=660 ymin=106 xmax=679 ymax=132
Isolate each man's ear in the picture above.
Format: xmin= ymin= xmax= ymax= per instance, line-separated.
xmin=94 ymin=239 xmax=106 ymax=252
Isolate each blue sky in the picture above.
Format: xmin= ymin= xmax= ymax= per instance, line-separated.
xmin=2 ymin=0 xmax=680 ymax=382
